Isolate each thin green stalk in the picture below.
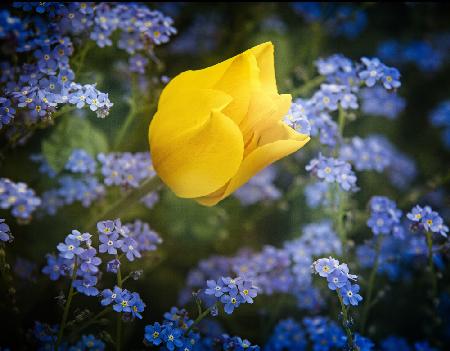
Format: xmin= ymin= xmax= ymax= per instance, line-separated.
xmin=55 ymin=259 xmax=78 ymax=350
xmin=360 ymin=235 xmax=383 ymax=333
xmin=338 ymin=105 xmax=346 ymax=138
xmin=291 ymin=75 xmax=326 ymax=97
xmin=334 ymin=185 xmax=347 ymax=245
xmin=337 ymin=290 xmax=354 ymax=350
xmin=86 ymin=176 xmax=162 ymax=232
xmin=185 ymin=302 xmax=219 ymax=336
xmin=116 ymin=256 xmax=123 ymax=351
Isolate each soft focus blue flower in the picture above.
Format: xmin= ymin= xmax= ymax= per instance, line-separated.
xmin=65 ymin=149 xmax=96 ymax=174
xmin=0 ymin=218 xmax=12 ymax=242
xmin=360 ymin=87 xmax=405 ymax=119
xmin=57 ymin=237 xmax=84 ymax=259
xmin=326 ymin=269 xmax=348 ymax=290
xmin=0 ymin=178 xmax=41 ymax=220
xmin=234 ymin=166 xmax=281 ymax=205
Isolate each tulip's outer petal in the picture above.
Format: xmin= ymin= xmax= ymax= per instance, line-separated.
xmin=149 ymin=88 xmax=232 ymax=151
xmin=214 ymin=51 xmax=261 ymax=125
xmin=158 ymin=42 xmax=275 ymax=107
xmin=152 ymin=109 xmax=244 ymax=199
xmin=196 ymin=123 xmax=310 ymax=206
xmin=249 ymin=42 xmax=277 ymax=94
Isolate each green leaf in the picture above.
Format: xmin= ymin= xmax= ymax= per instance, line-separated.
xmin=42 ymin=115 xmax=109 ymax=173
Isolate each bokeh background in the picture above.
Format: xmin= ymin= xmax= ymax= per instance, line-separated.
xmin=1 ymin=2 xmax=450 ymax=350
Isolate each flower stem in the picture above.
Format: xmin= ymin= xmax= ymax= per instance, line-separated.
xmin=338 ymin=105 xmax=346 ymax=137
xmin=184 ymin=302 xmax=219 ymax=336
xmin=360 ymin=235 xmax=383 ymax=333
xmin=68 ymin=307 xmax=112 ymax=340
xmin=337 ymin=290 xmax=354 ymax=350
xmin=55 ymin=259 xmax=78 ymax=351
xmin=291 ymin=75 xmax=326 ymax=97
xmin=86 ymin=176 xmax=162 ymax=232
xmin=116 ymin=256 xmax=123 ymax=351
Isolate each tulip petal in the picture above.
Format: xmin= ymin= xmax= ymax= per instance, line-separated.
xmin=214 ymin=51 xmax=261 ymax=125
xmin=152 ymin=109 xmax=244 ymax=198
xmin=249 ymin=42 xmax=277 ymax=94
xmin=196 ymin=122 xmax=309 ymax=206
xmin=149 ymin=88 xmax=232 ymax=151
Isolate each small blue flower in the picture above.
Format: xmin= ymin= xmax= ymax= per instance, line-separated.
xmin=57 ymin=237 xmax=84 ymax=259
xmin=341 ymin=282 xmax=363 ymax=306
xmin=99 ymin=233 xmax=123 ymax=255
xmin=205 ymin=279 xmax=226 ymax=298
xmin=101 ymin=286 xmax=123 ymax=306
xmin=326 ymin=269 xmax=348 ymax=290
xmin=161 ymin=325 xmax=184 ymax=351
xmin=120 ymin=237 xmax=141 ymax=261
xmin=144 ymin=322 xmax=163 ymax=346
xmin=221 ymin=289 xmax=242 ymax=314
xmin=0 ymin=218 xmax=12 ymax=242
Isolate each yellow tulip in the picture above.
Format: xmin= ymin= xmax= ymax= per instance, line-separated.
xmin=149 ymin=41 xmax=310 ymax=206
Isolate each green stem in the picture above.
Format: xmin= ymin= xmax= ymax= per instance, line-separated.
xmin=337 ymin=290 xmax=354 ymax=350
xmin=116 ymin=256 xmax=123 ymax=351
xmin=184 ymin=302 xmax=219 ymax=336
xmin=55 ymin=259 xmax=78 ymax=350
xmin=291 ymin=75 xmax=326 ymax=97
xmin=335 ymin=186 xmax=347 ymax=245
xmin=338 ymin=105 xmax=346 ymax=139
xmin=360 ymin=235 xmax=383 ymax=333
xmin=86 ymin=176 xmax=162 ymax=232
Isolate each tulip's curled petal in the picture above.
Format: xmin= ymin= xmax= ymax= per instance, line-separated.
xmin=249 ymin=42 xmax=278 ymax=94
xmin=240 ymin=92 xmax=292 ymax=155
xmin=152 ymin=110 xmax=244 ymax=198
xmin=214 ymin=51 xmax=261 ymax=125
xmin=149 ymin=88 xmax=232 ymax=150
xmin=196 ymin=123 xmax=309 ymax=206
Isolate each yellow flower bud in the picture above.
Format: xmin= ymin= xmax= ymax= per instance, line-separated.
xmin=149 ymin=42 xmax=310 ymax=206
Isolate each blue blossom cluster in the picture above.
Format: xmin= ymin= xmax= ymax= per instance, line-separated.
xmin=292 ymin=3 xmax=367 ymax=39
xmin=144 ymin=306 xmax=260 ymax=351
xmin=381 ymin=336 xmax=438 ymax=351
xmin=378 ymin=35 xmax=450 ymax=72
xmin=315 ymin=54 xmax=401 ymax=91
xmin=340 ymin=135 xmax=417 ymax=188
xmin=205 ymin=276 xmax=258 ymax=314
xmin=304 ymin=181 xmax=332 ymax=209
xmin=429 ymin=100 xmax=450 ymax=149
xmin=367 ymin=196 xmax=404 ymax=237
xmin=98 ymin=152 xmax=155 ymax=188
xmin=101 ymin=286 xmax=145 ymax=319
xmin=0 ymin=218 xmax=12 ymax=243
xmin=32 ymin=321 xmax=106 ymax=350
xmin=37 ymin=150 xmax=159 ymax=215
xmin=313 ymin=257 xmax=363 ymax=306
xmin=407 ymin=205 xmax=449 ymax=237
xmin=234 ymin=166 xmax=281 ymax=205
xmin=360 ymin=86 xmax=406 ymax=119
xmin=42 ymin=218 xmax=161 ymax=299
xmin=0 ymin=177 xmax=41 ymax=221
xmin=180 ymin=220 xmax=341 ymax=313
xmin=306 ymin=154 xmax=358 ymax=192
xmin=265 ymin=316 xmax=374 ymax=351
xmin=288 ymin=99 xmax=339 ymax=147
xmin=0 ymin=2 xmax=176 ymax=141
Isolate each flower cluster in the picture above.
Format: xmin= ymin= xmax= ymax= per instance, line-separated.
xmin=407 ymin=205 xmax=448 ymax=237
xmin=65 ymin=148 xmax=96 ymax=174
xmin=32 ymin=321 xmax=106 ymax=350
xmin=0 ymin=177 xmax=41 ymax=221
xmin=180 ymin=220 xmax=341 ymax=313
xmin=205 ymin=276 xmax=258 ymax=314
xmin=98 ymin=152 xmax=155 ymax=188
xmin=315 ymin=54 xmax=401 ymax=91
xmin=265 ymin=316 xmax=375 ymax=351
xmin=367 ymin=196 xmax=404 ymax=237
xmin=0 ymin=218 xmax=13 ymax=243
xmin=101 ymin=286 xmax=145 ymax=319
xmin=42 ymin=218 xmax=162 ymax=297
xmin=292 ymin=4 xmax=367 ymax=39
xmin=378 ymin=35 xmax=450 ymax=72
xmin=234 ymin=166 xmax=281 ymax=205
xmin=360 ymin=86 xmax=406 ymax=119
xmin=339 ymin=135 xmax=417 ymax=188
xmin=429 ymin=100 xmax=450 ymax=149
xmin=306 ymin=154 xmax=358 ymax=192
xmin=312 ymin=257 xmax=363 ymax=306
